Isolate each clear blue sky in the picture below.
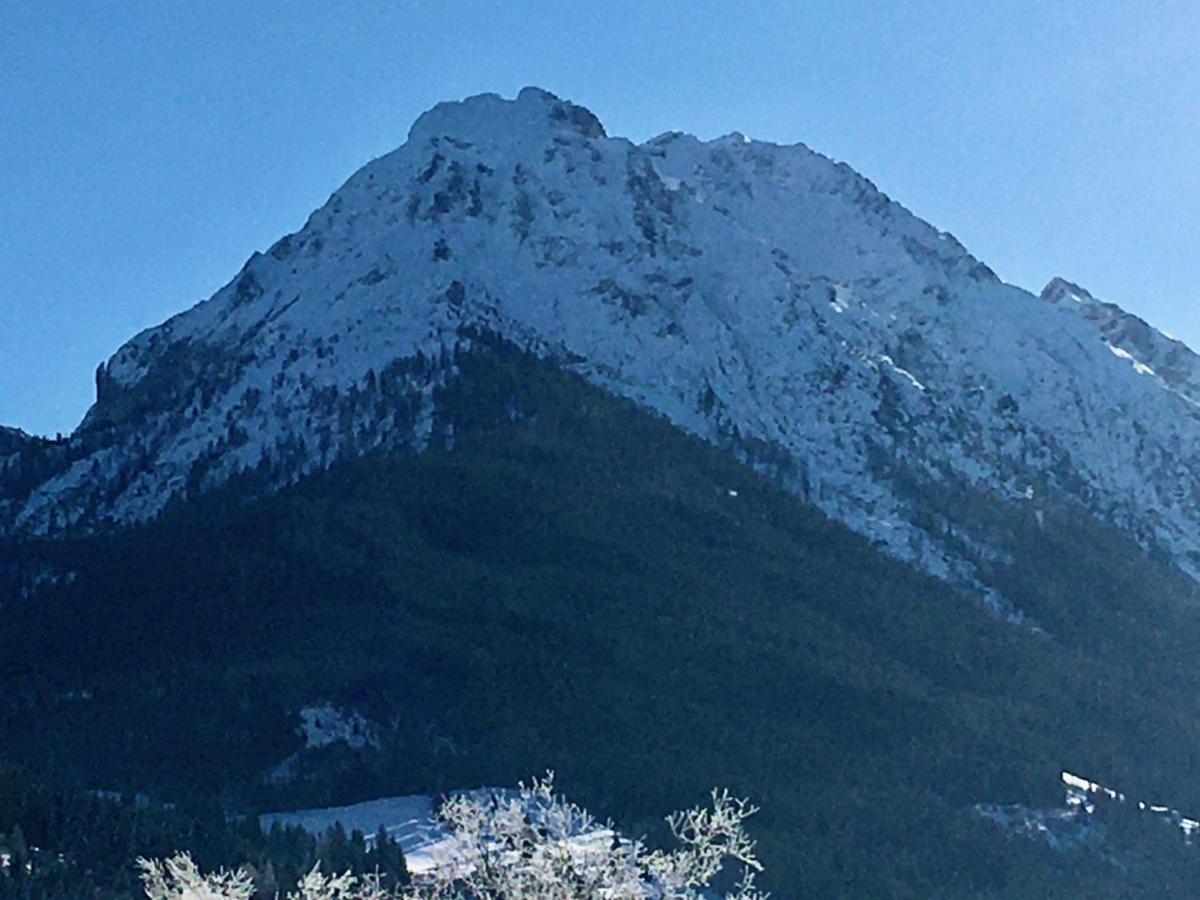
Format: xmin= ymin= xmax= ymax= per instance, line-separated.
xmin=2 ymin=0 xmax=1197 ymax=436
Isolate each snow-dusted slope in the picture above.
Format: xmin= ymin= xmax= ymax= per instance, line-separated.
xmin=1041 ymin=277 xmax=1200 ymax=406
xmin=5 ymin=88 xmax=1200 ymax=612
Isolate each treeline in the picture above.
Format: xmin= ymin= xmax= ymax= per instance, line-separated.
xmin=0 ymin=766 xmax=408 ymax=899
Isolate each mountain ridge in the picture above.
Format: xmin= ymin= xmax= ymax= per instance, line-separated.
xmin=1040 ymin=275 xmax=1200 ymax=405
xmin=5 ymin=87 xmax=1200 ymax=619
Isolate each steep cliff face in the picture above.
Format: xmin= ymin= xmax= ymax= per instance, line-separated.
xmin=5 ymin=88 xmax=1200 ymax=614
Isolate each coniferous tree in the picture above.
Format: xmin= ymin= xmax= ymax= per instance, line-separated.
xmin=369 ymin=826 xmax=409 ymax=889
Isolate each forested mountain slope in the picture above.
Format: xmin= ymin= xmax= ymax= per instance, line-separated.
xmin=5 ymin=348 xmax=1200 ymax=896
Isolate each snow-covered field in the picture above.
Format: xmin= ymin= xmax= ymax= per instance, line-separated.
xmin=260 ymin=788 xmax=617 ymax=877
xmin=261 ymin=793 xmax=450 ymax=873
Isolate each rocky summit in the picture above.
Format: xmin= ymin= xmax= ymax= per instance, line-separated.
xmin=5 ymin=87 xmax=1199 ymax=619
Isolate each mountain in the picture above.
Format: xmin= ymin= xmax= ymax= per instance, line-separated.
xmin=7 ymin=88 xmax=1200 ymax=896
xmin=7 ymin=348 xmax=1200 ymax=898
xmin=6 ymin=87 xmax=1200 ymax=624
xmin=0 ymin=426 xmax=50 ymax=470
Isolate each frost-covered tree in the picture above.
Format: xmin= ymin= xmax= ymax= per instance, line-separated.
xmin=139 ymin=773 xmax=766 ymax=899
xmin=139 ymin=853 xmax=257 ymax=900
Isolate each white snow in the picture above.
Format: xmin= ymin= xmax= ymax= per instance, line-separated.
xmin=1061 ymin=770 xmax=1199 ymax=842
xmin=261 ymin=794 xmax=441 ymax=847
xmin=1061 ymin=771 xmax=1090 ymax=791
xmin=878 ymin=354 xmax=926 ymax=391
xmin=259 ymin=789 xmax=616 ymax=877
xmin=297 ymin=703 xmax=380 ymax=750
xmin=261 ymin=794 xmax=462 ymax=874
xmin=1106 ymin=342 xmax=1156 ymax=376
xmin=12 ymin=87 xmax=1200 ymax=617
xmin=980 ymin=770 xmax=1200 ymax=858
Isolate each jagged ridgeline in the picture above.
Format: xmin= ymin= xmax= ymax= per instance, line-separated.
xmin=6 ymin=89 xmax=1200 ymax=619
xmin=5 ymin=89 xmax=1200 ymax=896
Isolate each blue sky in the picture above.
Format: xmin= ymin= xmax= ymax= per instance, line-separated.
xmin=2 ymin=0 xmax=1197 ymax=435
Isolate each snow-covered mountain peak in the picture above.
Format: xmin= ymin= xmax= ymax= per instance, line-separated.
xmin=1040 ymin=277 xmax=1098 ymax=305
xmin=407 ymin=86 xmax=607 ymax=148
xmin=713 ymin=130 xmax=753 ymax=146
xmin=6 ymin=89 xmax=1200 ymax=619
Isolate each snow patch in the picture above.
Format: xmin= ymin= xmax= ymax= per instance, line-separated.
xmin=1106 ymin=342 xmax=1156 ymax=376
xmin=260 ymin=789 xmax=614 ymax=878
xmin=878 ymin=355 xmax=925 ymax=391
xmin=298 ymin=703 xmax=380 ymax=751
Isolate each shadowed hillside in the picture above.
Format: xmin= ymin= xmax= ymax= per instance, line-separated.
xmin=5 ymin=345 xmax=1200 ymax=896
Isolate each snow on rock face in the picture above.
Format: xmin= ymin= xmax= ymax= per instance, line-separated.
xmin=297 ymin=703 xmax=380 ymax=751
xmin=6 ymin=88 xmax=1200 ymax=613
xmin=976 ymin=770 xmax=1200 ymax=861
xmin=1041 ymin=276 xmax=1200 ymax=405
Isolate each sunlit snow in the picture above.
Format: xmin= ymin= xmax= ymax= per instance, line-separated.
xmin=11 ymin=88 xmax=1200 ymax=620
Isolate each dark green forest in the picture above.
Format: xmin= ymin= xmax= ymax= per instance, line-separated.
xmin=4 ymin=347 xmax=1200 ymax=896
xmin=0 ymin=764 xmax=409 ymax=898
